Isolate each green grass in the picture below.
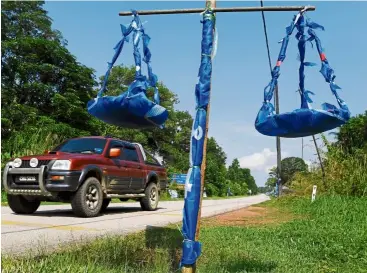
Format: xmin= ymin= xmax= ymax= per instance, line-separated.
xmin=3 ymin=195 xmax=366 ymax=273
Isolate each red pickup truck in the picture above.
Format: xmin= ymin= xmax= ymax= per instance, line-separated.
xmin=3 ymin=136 xmax=168 ymax=217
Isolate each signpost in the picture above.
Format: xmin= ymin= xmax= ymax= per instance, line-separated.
xmin=171 ymin=174 xmax=187 ymax=189
xmin=311 ymin=185 xmax=317 ymax=202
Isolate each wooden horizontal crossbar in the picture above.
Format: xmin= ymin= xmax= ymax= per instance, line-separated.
xmin=119 ymin=6 xmax=315 ymax=16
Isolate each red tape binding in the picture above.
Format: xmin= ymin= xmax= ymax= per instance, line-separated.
xmin=320 ymin=53 xmax=326 ymax=61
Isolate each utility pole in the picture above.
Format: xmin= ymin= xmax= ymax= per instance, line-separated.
xmin=275 ymin=86 xmax=282 ymax=197
xmin=260 ymin=1 xmax=282 ymax=197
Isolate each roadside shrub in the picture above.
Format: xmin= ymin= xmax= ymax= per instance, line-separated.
xmin=291 ymin=147 xmax=367 ymax=197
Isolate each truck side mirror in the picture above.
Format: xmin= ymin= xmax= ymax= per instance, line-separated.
xmin=109 ymin=148 xmax=121 ymax=158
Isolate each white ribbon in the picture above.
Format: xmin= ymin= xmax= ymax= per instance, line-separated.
xmin=212 ymin=27 xmax=218 ymax=59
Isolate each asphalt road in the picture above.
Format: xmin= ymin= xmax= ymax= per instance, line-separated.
xmin=1 ymin=194 xmax=269 ymax=256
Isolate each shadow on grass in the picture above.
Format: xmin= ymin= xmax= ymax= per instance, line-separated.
xmin=217 ymin=258 xmax=277 ymax=273
xmin=145 ymin=225 xmax=183 ymax=270
xmin=144 ymin=226 xmax=277 ymax=273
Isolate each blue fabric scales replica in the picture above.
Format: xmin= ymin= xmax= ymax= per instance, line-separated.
xmin=87 ymin=11 xmax=168 ymax=129
xmin=255 ymin=11 xmax=350 ymax=138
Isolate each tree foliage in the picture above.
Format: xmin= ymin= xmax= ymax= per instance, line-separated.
xmin=1 ymin=1 xmax=96 ymax=141
xmin=265 ymin=157 xmax=308 ymax=187
xmin=204 ymin=138 xmax=228 ymax=196
xmin=265 ymin=166 xmax=277 ymax=188
xmin=336 ymin=111 xmax=367 ymax=153
xmin=280 ymin=157 xmax=308 ymax=184
xmin=226 ymin=159 xmax=258 ymax=196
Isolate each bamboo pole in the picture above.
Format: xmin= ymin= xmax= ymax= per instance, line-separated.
xmin=119 ymin=6 xmax=315 ymax=16
xmin=182 ymin=2 xmax=216 ymax=272
xmin=195 ymin=0 xmax=216 ymax=241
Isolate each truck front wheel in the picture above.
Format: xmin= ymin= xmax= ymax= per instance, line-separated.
xmin=100 ymin=199 xmax=111 ymax=212
xmin=71 ymin=177 xmax=103 ymax=217
xmin=7 ymin=195 xmax=40 ymax=214
xmin=140 ymin=183 xmax=159 ymax=211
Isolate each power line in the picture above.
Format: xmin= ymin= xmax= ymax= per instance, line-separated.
xmin=260 ymin=0 xmax=273 ymax=72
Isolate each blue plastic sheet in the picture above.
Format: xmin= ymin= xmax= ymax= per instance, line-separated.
xmin=87 ymin=10 xmax=168 ymax=129
xmin=181 ymin=9 xmax=215 ymax=267
xmin=255 ymin=13 xmax=350 ymax=138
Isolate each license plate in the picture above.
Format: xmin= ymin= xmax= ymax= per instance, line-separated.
xmin=19 ymin=176 xmax=37 ymax=182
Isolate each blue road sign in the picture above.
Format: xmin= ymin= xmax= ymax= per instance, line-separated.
xmin=171 ymin=173 xmax=187 ymax=185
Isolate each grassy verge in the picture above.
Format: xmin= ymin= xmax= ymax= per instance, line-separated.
xmin=3 ymin=195 xmax=366 ymax=273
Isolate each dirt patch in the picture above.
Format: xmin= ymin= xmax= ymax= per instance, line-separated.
xmin=203 ymin=206 xmax=296 ymax=227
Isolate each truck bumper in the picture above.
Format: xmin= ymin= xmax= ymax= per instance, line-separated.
xmin=3 ymin=163 xmax=81 ymax=196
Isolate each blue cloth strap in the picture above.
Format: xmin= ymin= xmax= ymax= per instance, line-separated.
xmin=97 ymin=10 xmax=160 ymax=105
xmin=262 ymin=13 xmax=301 ymax=113
xmin=263 ymin=11 xmax=350 ymax=117
xmin=306 ymin=22 xmax=349 ymax=113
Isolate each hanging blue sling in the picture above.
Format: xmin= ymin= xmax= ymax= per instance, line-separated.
xmin=255 ymin=11 xmax=350 ymax=138
xmin=87 ymin=11 xmax=168 ymax=129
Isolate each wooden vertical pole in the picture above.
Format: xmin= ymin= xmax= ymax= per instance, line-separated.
xmin=195 ymin=0 xmax=216 ymax=239
xmin=182 ymin=1 xmax=216 ymax=272
xmin=312 ymin=135 xmax=327 ymax=189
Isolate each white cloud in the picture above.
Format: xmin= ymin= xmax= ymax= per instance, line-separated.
xmin=238 ymin=148 xmax=289 ymax=174
xmin=238 ymin=148 xmax=275 ymax=172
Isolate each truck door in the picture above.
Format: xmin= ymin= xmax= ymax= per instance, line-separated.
xmin=105 ymin=141 xmax=130 ymax=193
xmin=121 ymin=146 xmax=145 ymax=191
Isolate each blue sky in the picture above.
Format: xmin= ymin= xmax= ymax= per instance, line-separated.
xmin=44 ymin=1 xmax=366 ymax=186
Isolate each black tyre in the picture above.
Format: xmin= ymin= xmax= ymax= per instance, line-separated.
xmin=100 ymin=199 xmax=111 ymax=212
xmin=140 ymin=183 xmax=159 ymax=211
xmin=71 ymin=177 xmax=103 ymax=217
xmin=119 ymin=198 xmax=129 ymax=202
xmin=7 ymin=195 xmax=40 ymax=214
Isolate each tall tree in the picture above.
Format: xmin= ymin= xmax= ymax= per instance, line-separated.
xmin=241 ymin=168 xmax=258 ymax=194
xmin=267 ymin=157 xmax=307 ymax=186
xmin=227 ymin=159 xmax=252 ymax=196
xmin=204 ymin=138 xmax=227 ymax=196
xmin=280 ymin=157 xmax=308 ymax=184
xmin=265 ymin=166 xmax=278 ymax=188
xmin=1 ymin=1 xmax=96 ymax=139
xmin=227 ymin=159 xmax=242 ymax=182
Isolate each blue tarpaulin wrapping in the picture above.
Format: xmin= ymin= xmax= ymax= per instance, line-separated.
xmin=87 ymin=10 xmax=168 ymax=129
xmin=255 ymin=13 xmax=350 ymax=138
xmin=181 ymin=9 xmax=215 ymax=267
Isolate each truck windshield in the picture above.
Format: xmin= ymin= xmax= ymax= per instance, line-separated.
xmin=52 ymin=138 xmax=107 ymax=154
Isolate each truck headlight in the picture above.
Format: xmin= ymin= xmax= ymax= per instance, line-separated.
xmin=30 ymin=158 xmax=38 ymax=168
xmin=13 ymin=158 xmax=22 ymax=168
xmin=51 ymin=160 xmax=71 ymax=170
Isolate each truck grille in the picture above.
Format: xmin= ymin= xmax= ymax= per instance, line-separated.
xmin=20 ymin=160 xmax=51 ymax=168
